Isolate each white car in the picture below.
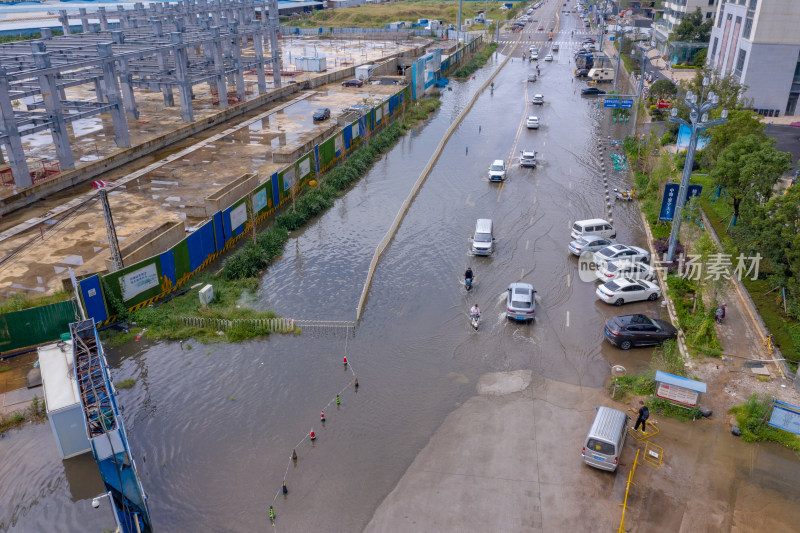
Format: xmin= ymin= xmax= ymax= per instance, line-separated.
xmin=593 ymin=244 xmax=650 ymax=266
xmin=488 ymin=159 xmax=507 ymax=182
xmin=532 ymin=94 xmax=544 ymax=105
xmin=526 ymin=116 xmax=540 ymax=129
xmin=531 ymin=51 xmax=539 ymax=60
xmin=520 ymin=150 xmax=537 ymax=167
xmin=544 ymin=54 xmax=553 ymax=62
xmin=596 ymin=278 xmax=661 ymax=306
xmin=596 ymin=259 xmax=655 ymax=282
xmin=568 ymin=234 xmax=614 ymax=256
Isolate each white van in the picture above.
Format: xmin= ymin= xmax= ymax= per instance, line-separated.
xmin=582 ymin=406 xmax=629 ymax=471
xmin=488 ymin=159 xmax=507 ymax=182
xmin=588 ymin=68 xmax=614 ymax=81
xmin=471 ymin=219 xmax=494 ymax=255
xmin=571 ymin=218 xmax=616 ymax=240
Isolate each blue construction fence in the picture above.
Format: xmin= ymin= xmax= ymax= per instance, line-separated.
xmin=76 ymin=86 xmax=412 ymax=325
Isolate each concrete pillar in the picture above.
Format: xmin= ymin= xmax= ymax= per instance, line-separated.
xmin=170 ymin=33 xmax=194 ymax=122
xmin=79 ymin=8 xmax=90 ymax=33
xmin=151 ymin=20 xmax=175 ymax=107
xmin=0 ymin=68 xmax=32 ymax=188
xmin=252 ymin=22 xmax=266 ymax=94
xmin=267 ymin=0 xmax=281 ymax=88
xmin=111 ymin=32 xmax=140 ymax=119
xmin=58 ymin=10 xmax=71 ymax=35
xmin=97 ymin=43 xmax=131 ymax=148
xmin=230 ymin=22 xmax=246 ymax=102
xmin=116 ymin=7 xmax=128 ymax=29
xmin=208 ymin=26 xmax=228 ymax=108
xmin=33 ymin=53 xmax=75 ymax=170
xmin=94 ymin=77 xmax=105 ymax=102
xmin=98 ymin=7 xmax=109 ymax=31
xmin=40 ymin=28 xmax=53 ymax=39
xmin=135 ymin=2 xmax=146 ymax=17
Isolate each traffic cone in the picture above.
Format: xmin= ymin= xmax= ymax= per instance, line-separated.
xmin=269 ymin=505 xmax=275 ymax=520
xmin=354 ymin=377 xmax=359 ymax=389
xmin=282 ymin=482 xmax=288 ymax=495
xmin=343 ymin=356 xmax=348 ymax=367
xmin=292 ymin=449 xmax=297 ymax=461
xmin=321 ymin=410 xmax=326 ymax=422
xmin=309 ymin=428 xmax=316 ymax=441
xmin=336 ymin=395 xmax=340 ymax=406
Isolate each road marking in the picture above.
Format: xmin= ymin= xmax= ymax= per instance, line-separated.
xmin=566 ymin=311 xmax=570 ymax=327
xmin=521 ymin=268 xmax=525 ymax=280
xmin=526 ymin=239 xmax=530 ymax=250
xmin=567 ymin=274 xmax=571 ymax=288
xmin=497 ymin=181 xmax=505 ymax=202
xmin=531 ymin=216 xmax=534 ymax=225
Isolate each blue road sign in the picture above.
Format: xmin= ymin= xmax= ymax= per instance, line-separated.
xmin=620 ymin=99 xmax=634 ymax=109
xmin=687 ymin=184 xmax=703 ymax=200
xmin=603 ymin=98 xmax=620 ymax=108
xmin=659 ymin=183 xmax=679 ymax=221
xmin=609 ymin=36 xmax=615 ymax=41
xmin=769 ymin=400 xmax=800 ymax=436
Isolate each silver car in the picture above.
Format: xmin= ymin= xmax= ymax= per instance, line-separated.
xmin=568 ymin=234 xmax=614 ymax=256
xmin=593 ymin=244 xmax=650 ymax=267
xmin=520 ymin=150 xmax=537 ymax=168
xmin=596 ymin=259 xmax=655 ymax=282
xmin=506 ymin=282 xmax=537 ymax=321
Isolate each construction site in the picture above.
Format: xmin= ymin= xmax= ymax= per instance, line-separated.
xmin=0 ymin=0 xmax=463 ymax=302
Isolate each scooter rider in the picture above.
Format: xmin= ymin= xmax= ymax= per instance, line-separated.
xmin=465 ymin=267 xmax=474 ymax=284
xmin=715 ymin=304 xmax=726 ymax=323
xmin=470 ymin=304 xmax=481 ymax=320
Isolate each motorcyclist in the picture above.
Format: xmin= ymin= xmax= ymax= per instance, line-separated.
xmin=470 ymin=304 xmax=481 ymax=320
xmin=714 ymin=304 xmax=726 ymax=323
xmin=465 ymin=267 xmax=474 ymax=283
xmin=490 ymin=81 xmax=495 ymax=89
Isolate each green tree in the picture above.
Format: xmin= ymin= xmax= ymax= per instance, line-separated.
xmin=750 ymin=185 xmax=800 ymax=317
xmin=710 ymin=135 xmax=792 ymax=226
xmin=702 ymin=109 xmax=766 ymax=169
xmin=649 ymin=79 xmax=678 ymax=100
xmin=671 ymin=7 xmax=713 ymax=43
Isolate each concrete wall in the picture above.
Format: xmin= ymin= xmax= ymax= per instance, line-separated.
xmin=105 ymin=220 xmax=185 ymax=272
xmin=742 ymin=42 xmax=800 ymax=113
xmin=205 ymin=172 xmax=260 ymax=216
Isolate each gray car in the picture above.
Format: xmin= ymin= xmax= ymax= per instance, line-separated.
xmin=567 ymin=234 xmax=614 ymax=256
xmin=506 ymin=282 xmax=537 ymax=322
xmin=593 ymin=244 xmax=650 ymax=266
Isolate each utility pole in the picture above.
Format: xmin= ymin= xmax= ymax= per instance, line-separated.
xmin=665 ymin=77 xmax=728 ymax=261
xmin=99 ymin=188 xmax=124 ymax=272
xmin=630 ymin=42 xmax=656 ymax=136
xmin=457 ymin=0 xmax=462 ymax=43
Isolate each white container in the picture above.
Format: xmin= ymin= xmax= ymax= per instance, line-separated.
xmin=296 ymin=57 xmax=327 ymax=72
xmin=355 ymin=64 xmax=375 ymax=81
xmin=199 ymin=284 xmax=214 ymax=305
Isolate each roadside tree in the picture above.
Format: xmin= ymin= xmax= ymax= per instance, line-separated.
xmin=670 ymin=7 xmax=713 ymax=43
xmin=702 ymin=109 xmax=766 ymax=170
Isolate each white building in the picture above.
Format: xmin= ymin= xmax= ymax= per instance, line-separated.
xmin=708 ymin=0 xmax=800 ymax=116
xmin=653 ymin=0 xmax=719 ymax=52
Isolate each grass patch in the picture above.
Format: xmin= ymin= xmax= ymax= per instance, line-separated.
xmin=451 ymin=42 xmax=498 ymax=79
xmin=666 ymin=275 xmax=722 ymax=356
xmin=646 ymin=397 xmax=702 ymax=421
xmin=0 ymin=396 xmax=47 ymax=436
xmin=0 ymin=365 xmax=11 ymax=373
xmin=610 ymin=371 xmax=656 ymax=401
xmin=0 ymin=290 xmax=71 ymax=314
xmin=116 ymin=378 xmax=137 ymax=390
xmin=730 ymin=394 xmax=800 ymax=453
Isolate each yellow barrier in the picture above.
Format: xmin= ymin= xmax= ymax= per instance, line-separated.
xmin=356 ymin=35 xmax=524 ymax=321
xmin=617 ymin=448 xmax=640 ymax=533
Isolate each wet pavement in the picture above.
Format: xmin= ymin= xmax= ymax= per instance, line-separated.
xmin=2 ymin=11 xmax=800 ymax=533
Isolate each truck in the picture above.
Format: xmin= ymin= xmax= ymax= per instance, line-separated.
xmin=588 ymin=68 xmax=614 ymax=82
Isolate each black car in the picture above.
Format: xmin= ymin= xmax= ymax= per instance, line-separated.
xmin=604 ymin=314 xmax=677 ymax=350
xmin=581 ymin=87 xmax=606 ymax=96
xmin=341 ymin=79 xmax=364 ymax=87
xmin=312 ymin=107 xmax=331 ymax=121
xmin=574 ymin=68 xmax=590 ymax=77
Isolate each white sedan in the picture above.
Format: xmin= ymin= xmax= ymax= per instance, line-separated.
xmin=593 ymin=244 xmax=650 ymax=267
xmin=596 ymin=259 xmax=655 ymax=282
xmin=526 ymin=116 xmax=540 ymax=129
xmin=544 ymin=54 xmax=553 ymax=62
xmin=596 ymin=278 xmax=661 ymax=306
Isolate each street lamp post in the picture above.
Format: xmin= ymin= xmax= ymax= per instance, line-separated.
xmin=665 ymin=77 xmax=728 ymax=262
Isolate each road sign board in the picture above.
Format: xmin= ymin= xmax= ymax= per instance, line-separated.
xmin=687 ymin=184 xmax=703 ymax=200
xmin=659 ymin=183 xmax=679 ymax=221
xmin=769 ymin=400 xmax=800 ymax=436
xmin=603 ymin=98 xmax=620 ymax=108
xmin=609 ymin=36 xmax=615 ymax=41
xmin=620 ymin=99 xmax=634 ymax=108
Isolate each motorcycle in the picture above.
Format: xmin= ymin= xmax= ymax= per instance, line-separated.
xmin=470 ymin=312 xmax=480 ymax=330
xmin=465 ymin=276 xmax=474 ymax=291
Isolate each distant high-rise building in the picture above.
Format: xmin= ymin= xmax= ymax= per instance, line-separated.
xmin=708 ymin=0 xmax=800 ymax=116
xmin=653 ymin=1 xmax=719 ymax=52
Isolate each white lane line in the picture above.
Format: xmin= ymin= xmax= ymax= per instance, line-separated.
xmin=566 ymin=311 xmax=570 ymax=327
xmin=567 ymin=273 xmax=571 ymax=288
xmin=526 ymin=239 xmax=530 ymax=250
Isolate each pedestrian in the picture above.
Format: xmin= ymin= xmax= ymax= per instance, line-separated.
xmin=634 ymin=400 xmax=650 ymax=433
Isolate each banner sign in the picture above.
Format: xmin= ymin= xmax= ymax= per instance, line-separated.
xmin=253 ymin=188 xmax=267 ymax=213
xmin=656 ymin=382 xmax=699 ymax=406
xmin=659 ymin=183 xmax=679 ymax=221
xmin=120 ymin=263 xmax=159 ymax=301
xmin=299 ymin=158 xmax=311 ymax=178
xmin=230 ymin=202 xmax=247 ymax=231
xmin=769 ymin=400 xmax=800 ymax=436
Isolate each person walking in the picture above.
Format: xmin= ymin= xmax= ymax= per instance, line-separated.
xmin=634 ymin=400 xmax=650 ymax=433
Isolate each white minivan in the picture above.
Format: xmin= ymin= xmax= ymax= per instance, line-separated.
xmin=571 ymin=218 xmax=616 ymax=240
xmin=471 ymin=218 xmax=494 ymax=256
xmin=488 ymin=159 xmax=507 ymax=182
xmin=582 ymin=406 xmax=630 ymax=471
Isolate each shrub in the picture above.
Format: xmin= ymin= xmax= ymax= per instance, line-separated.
xmin=730 ymin=394 xmax=800 ymax=452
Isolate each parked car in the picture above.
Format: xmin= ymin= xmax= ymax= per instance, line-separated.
xmin=596 ymin=278 xmax=661 ymax=306
xmin=544 ymin=54 xmax=553 ymax=62
xmin=488 ymin=159 xmax=507 ymax=182
xmin=596 ymin=259 xmax=655 ymax=282
xmin=312 ymin=107 xmax=331 ymax=121
xmin=604 ymin=314 xmax=677 ymax=350
xmin=526 ymin=116 xmax=540 ymax=129
xmin=593 ymin=244 xmax=650 ymax=266
xmin=575 ymin=68 xmax=590 ymax=78
xmin=568 ymin=234 xmax=614 ymax=256
xmin=581 ymin=87 xmax=606 ymax=96
xmin=506 ymin=282 xmax=537 ymax=321
xmin=532 ymin=94 xmax=544 ymax=105
xmin=520 ymin=150 xmax=537 ymax=168
xmin=341 ymin=79 xmax=364 ymax=87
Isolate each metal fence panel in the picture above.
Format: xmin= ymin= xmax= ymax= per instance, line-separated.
xmin=0 ymin=300 xmax=79 ymax=353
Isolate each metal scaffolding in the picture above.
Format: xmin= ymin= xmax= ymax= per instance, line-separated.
xmin=0 ymin=0 xmax=283 ymax=188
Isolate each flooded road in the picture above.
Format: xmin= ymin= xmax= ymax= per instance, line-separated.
xmin=2 ymin=23 xmax=799 ymax=533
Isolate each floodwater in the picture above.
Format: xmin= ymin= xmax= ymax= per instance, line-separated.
xmin=2 ymin=32 xmax=799 ymax=533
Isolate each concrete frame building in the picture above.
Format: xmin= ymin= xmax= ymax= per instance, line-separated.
xmin=653 ymin=0 xmax=719 ymax=52
xmin=0 ymin=0 xmax=283 ymax=189
xmin=708 ymin=0 xmax=800 ymax=116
